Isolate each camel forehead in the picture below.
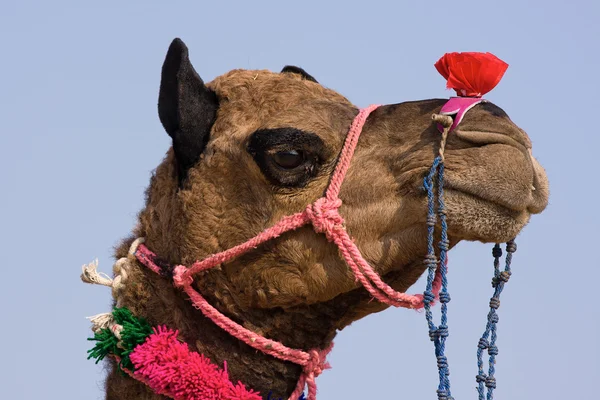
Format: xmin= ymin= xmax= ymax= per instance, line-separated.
xmin=207 ymin=69 xmax=350 ymax=103
xmin=206 ymin=69 xmax=355 ymax=141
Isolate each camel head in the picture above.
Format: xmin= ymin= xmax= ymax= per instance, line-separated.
xmin=113 ymin=38 xmax=549 ymax=398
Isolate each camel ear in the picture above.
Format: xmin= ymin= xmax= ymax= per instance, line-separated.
xmin=158 ymin=38 xmax=219 ymax=182
xmin=281 ymin=65 xmax=318 ymax=83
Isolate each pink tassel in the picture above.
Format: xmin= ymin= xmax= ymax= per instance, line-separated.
xmin=129 ymin=326 xmax=262 ymax=400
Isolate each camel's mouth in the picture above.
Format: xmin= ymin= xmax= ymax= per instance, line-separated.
xmin=443 ymin=130 xmax=549 ymax=215
xmin=444 ymin=175 xmax=547 ymax=215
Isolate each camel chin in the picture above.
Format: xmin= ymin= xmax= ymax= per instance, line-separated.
xmin=444 ymin=188 xmax=531 ymax=244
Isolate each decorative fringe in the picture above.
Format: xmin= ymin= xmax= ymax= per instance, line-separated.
xmin=88 ymin=328 xmax=120 ymax=363
xmin=129 ymin=326 xmax=262 ymax=400
xmin=87 ymin=307 xmax=152 ymax=371
xmin=86 ymin=307 xmax=295 ymax=400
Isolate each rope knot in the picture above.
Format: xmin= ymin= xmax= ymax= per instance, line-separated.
xmin=506 ymin=241 xmax=517 ymax=253
xmin=426 ymin=214 xmax=437 ymax=227
xmin=439 ymin=291 xmax=451 ymax=304
xmin=305 ymin=198 xmax=344 ymax=240
xmin=437 ymin=355 xmax=449 ymax=369
xmin=424 ymin=254 xmax=438 ymax=267
xmin=423 ymin=290 xmax=436 ymax=304
xmin=173 ymin=265 xmax=193 ymax=288
xmin=485 ymin=376 xmax=497 ymax=389
xmin=291 ymin=347 xmax=332 ymax=400
xmin=436 ymin=389 xmax=450 ymax=400
xmin=491 ymin=271 xmax=511 ymax=288
xmin=305 ymin=349 xmax=330 ymax=378
xmin=492 ymin=245 xmax=503 ymax=258
xmin=489 ymin=298 xmax=501 ymax=309
xmin=437 ymin=324 xmax=449 ymax=338
xmin=499 ymin=270 xmax=511 ymax=282
xmin=289 ymin=343 xmax=333 ymax=400
xmin=438 ymin=238 xmax=450 ymax=251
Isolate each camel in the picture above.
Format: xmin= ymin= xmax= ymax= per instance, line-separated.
xmin=88 ymin=38 xmax=549 ymax=399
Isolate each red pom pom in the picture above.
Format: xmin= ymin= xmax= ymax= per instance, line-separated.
xmin=435 ymin=52 xmax=508 ymax=97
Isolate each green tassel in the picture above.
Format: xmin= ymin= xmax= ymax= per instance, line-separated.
xmin=87 ymin=328 xmax=119 ymax=364
xmin=86 ymin=307 xmax=153 ymax=371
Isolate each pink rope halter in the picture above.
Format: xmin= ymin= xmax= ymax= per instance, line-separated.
xmin=135 ymin=104 xmax=443 ymax=400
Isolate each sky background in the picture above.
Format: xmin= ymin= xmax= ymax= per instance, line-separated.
xmin=1 ymin=1 xmax=598 ymax=399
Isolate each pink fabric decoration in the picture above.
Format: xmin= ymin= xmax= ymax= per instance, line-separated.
xmin=437 ymin=97 xmax=484 ymax=133
xmin=135 ymin=105 xmax=445 ymax=399
xmin=129 ymin=326 xmax=262 ymax=400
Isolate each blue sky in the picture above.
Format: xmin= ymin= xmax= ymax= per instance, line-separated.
xmin=1 ymin=1 xmax=598 ymax=399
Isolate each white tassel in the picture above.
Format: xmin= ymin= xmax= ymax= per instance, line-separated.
xmin=87 ymin=312 xmax=115 ymax=333
xmin=81 ymin=259 xmax=113 ymax=287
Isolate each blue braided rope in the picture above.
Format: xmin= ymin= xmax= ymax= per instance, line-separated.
xmin=437 ymin=161 xmax=451 ymax=396
xmin=475 ymin=241 xmax=515 ymax=400
xmin=423 ymin=156 xmax=453 ymax=400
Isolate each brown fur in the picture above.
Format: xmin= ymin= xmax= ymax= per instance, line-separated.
xmin=101 ymin=65 xmax=548 ymax=399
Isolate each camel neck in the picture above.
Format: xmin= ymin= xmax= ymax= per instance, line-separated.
xmin=131 ymin=239 xmax=348 ymax=398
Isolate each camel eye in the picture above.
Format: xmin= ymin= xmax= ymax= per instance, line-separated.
xmin=272 ymin=150 xmax=305 ymax=169
xmin=248 ymin=127 xmax=328 ymax=188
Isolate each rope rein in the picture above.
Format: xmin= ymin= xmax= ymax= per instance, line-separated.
xmin=424 ymin=113 xmax=515 ymax=400
xmin=475 ymin=241 xmax=515 ymax=400
xmin=423 ymin=115 xmax=453 ymax=399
